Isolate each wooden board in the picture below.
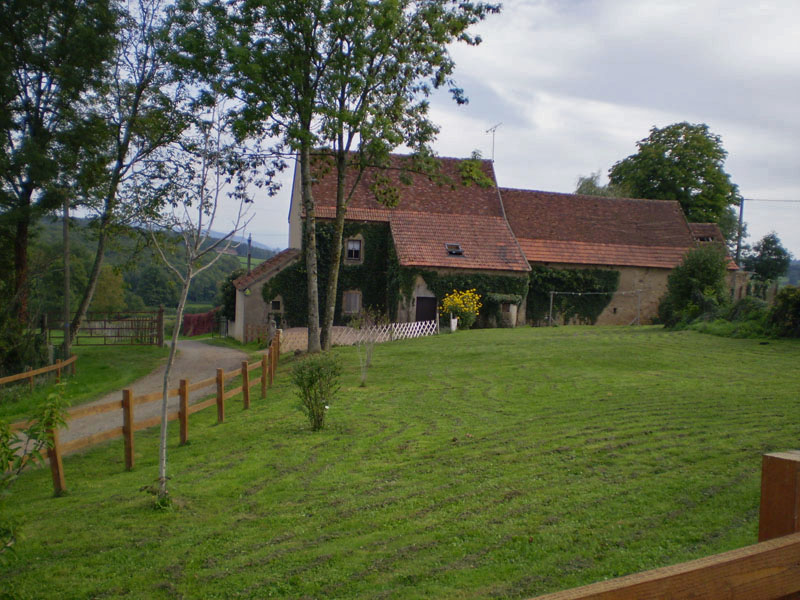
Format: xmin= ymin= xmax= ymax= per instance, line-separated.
xmin=68 ymin=400 xmax=123 ymax=421
xmin=188 ymin=376 xmax=216 ymax=392
xmin=61 ymin=427 xmax=124 ymax=454
xmin=0 ymin=355 xmax=77 ymax=385
xmin=188 ymin=398 xmax=216 ymax=415
xmin=223 ymin=387 xmax=241 ymax=401
xmin=531 ymin=531 xmax=800 ymax=600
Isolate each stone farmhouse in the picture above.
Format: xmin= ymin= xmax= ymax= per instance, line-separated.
xmin=227 ymin=154 xmax=742 ymax=342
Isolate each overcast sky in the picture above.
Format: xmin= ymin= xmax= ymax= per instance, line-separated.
xmin=245 ymin=0 xmax=800 ymax=258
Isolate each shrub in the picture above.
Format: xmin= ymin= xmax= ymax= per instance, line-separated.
xmin=439 ymin=289 xmax=482 ymax=329
xmin=768 ymin=285 xmax=800 ymax=337
xmin=658 ymin=244 xmax=729 ymax=327
xmin=725 ymin=297 xmax=768 ymax=322
xmin=291 ymin=353 xmax=341 ymax=431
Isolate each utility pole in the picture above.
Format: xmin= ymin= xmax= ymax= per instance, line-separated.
xmin=247 ymin=233 xmax=252 ymax=273
xmin=735 ymin=198 xmax=745 ymax=265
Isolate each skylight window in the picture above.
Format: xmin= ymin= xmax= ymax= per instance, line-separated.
xmin=445 ymin=243 xmax=463 ymax=256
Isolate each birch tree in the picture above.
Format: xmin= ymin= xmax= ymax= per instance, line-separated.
xmin=145 ymin=99 xmax=259 ymax=503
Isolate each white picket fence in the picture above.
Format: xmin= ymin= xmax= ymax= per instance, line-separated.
xmin=279 ymin=320 xmax=439 ymax=353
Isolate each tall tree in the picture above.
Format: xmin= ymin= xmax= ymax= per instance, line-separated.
xmin=743 ymin=232 xmax=792 ymax=282
xmin=202 ymin=0 xmax=498 ymax=352
xmin=313 ymin=0 xmax=499 ymax=350
xmin=68 ymin=0 xmax=186 ymax=344
xmin=574 ymin=171 xmax=631 ymax=198
xmin=608 ymin=122 xmax=741 ymax=225
xmin=0 ymin=0 xmax=118 ymax=321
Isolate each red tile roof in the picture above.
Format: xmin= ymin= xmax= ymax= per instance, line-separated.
xmin=390 ymin=212 xmax=530 ymax=272
xmin=233 ymin=248 xmax=301 ymax=291
xmin=519 ymin=239 xmax=690 ymax=269
xmin=689 ymin=222 xmax=726 ymax=243
xmin=501 ymin=188 xmax=699 ymax=269
xmin=310 ymin=154 xmax=504 ymax=219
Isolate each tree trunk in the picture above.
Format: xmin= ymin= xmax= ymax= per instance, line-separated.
xmin=320 ymin=152 xmax=348 ymax=351
xmin=158 ymin=268 xmax=191 ymax=501
xmin=300 ymin=144 xmax=322 ymax=354
xmin=70 ymin=228 xmax=107 ymax=345
xmin=13 ymin=192 xmax=32 ymax=323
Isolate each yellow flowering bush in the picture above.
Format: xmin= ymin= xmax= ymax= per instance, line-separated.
xmin=439 ymin=289 xmax=482 ymax=329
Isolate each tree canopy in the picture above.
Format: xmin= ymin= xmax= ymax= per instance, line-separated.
xmin=608 ymin=122 xmax=741 ymax=225
xmin=743 ymin=232 xmax=792 ymax=282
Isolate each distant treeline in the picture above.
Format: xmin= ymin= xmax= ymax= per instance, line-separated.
xmin=29 ymin=218 xmax=277 ymax=317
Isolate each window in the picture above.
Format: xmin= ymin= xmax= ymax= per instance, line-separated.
xmin=342 ymin=290 xmax=362 ymax=314
xmin=445 ymin=243 xmax=463 ymax=256
xmin=346 ymin=238 xmax=362 ymax=262
xmin=271 ymin=299 xmax=281 ymax=311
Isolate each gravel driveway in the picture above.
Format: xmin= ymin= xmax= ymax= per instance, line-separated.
xmin=61 ymin=339 xmax=250 ymax=452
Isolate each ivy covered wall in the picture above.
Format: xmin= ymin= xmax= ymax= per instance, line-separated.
xmin=264 ymin=221 xmax=621 ymax=328
xmin=527 ymin=265 xmax=620 ymax=324
xmin=263 ymin=221 xmax=391 ymax=326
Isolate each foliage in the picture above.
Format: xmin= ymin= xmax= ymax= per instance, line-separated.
xmin=743 ymin=232 xmax=792 ymax=282
xmin=219 ymin=268 xmax=245 ymax=321
xmin=291 ymin=353 xmax=341 ymax=431
xmin=0 ymin=0 xmax=119 ymax=320
xmin=768 ymin=285 xmax=800 ymax=338
xmin=439 ymin=289 xmax=482 ymax=330
xmin=688 ymin=297 xmax=772 ymax=339
xmin=264 ymin=222 xmax=392 ymax=327
xmin=608 ymin=122 xmax=741 ymax=226
xmin=392 ymin=266 xmax=529 ymax=328
xmin=527 ymin=266 xmax=619 ymax=324
xmin=1 ymin=390 xmax=67 ymax=560
xmin=89 ymin=265 xmax=126 ymax=314
xmin=574 ymin=171 xmax=631 ymax=198
xmin=349 ymin=307 xmax=388 ymax=387
xmin=0 ymin=312 xmax=47 ymax=378
xmin=458 ymin=150 xmax=495 ymax=188
xmin=658 ymin=244 xmax=729 ymax=327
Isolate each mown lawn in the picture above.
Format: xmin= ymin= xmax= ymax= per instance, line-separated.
xmin=3 ymin=326 xmax=800 ymax=599
xmin=0 ymin=344 xmax=169 ymax=423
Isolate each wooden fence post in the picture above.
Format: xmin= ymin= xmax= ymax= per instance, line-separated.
xmin=216 ymin=368 xmax=225 ymax=423
xmin=179 ymin=379 xmax=189 ymax=445
xmin=157 ymin=305 xmax=165 ymax=347
xmin=261 ymin=353 xmax=268 ymax=399
xmin=47 ymin=428 xmax=66 ymax=495
xmin=71 ymin=356 xmax=76 ymax=376
xmin=759 ymin=450 xmax=800 ymax=542
xmin=26 ymin=367 xmax=33 ymax=392
xmin=122 ymin=389 xmax=135 ymax=471
xmin=56 ymin=360 xmax=62 ymax=384
xmin=268 ymin=344 xmax=274 ymax=387
xmin=242 ymin=361 xmax=250 ymax=410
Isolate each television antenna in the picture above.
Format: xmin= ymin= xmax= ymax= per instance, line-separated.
xmin=486 ymin=122 xmax=502 ymax=162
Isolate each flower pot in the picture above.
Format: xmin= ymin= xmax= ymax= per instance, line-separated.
xmin=449 ymin=314 xmax=458 ymax=332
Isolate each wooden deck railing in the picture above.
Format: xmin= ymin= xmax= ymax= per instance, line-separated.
xmin=0 ymin=355 xmax=77 ymax=391
xmin=11 ymin=334 xmax=281 ymax=495
xmin=530 ymin=451 xmax=800 ymax=600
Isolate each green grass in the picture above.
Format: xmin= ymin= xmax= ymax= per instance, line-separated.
xmin=0 ymin=345 xmax=169 ymax=423
xmin=4 ymin=326 xmax=800 ymax=599
xmin=238 ymin=255 xmax=264 ymax=270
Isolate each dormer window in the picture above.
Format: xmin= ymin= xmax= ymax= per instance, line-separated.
xmin=697 ymin=236 xmax=714 ymax=242
xmin=445 ymin=243 xmax=463 ymax=256
xmin=345 ymin=238 xmax=363 ymax=263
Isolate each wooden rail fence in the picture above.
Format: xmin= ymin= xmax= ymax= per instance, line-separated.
xmin=529 ymin=451 xmax=800 ymax=600
xmin=0 ymin=355 xmax=77 ymax=391
xmin=10 ymin=335 xmax=280 ymax=495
